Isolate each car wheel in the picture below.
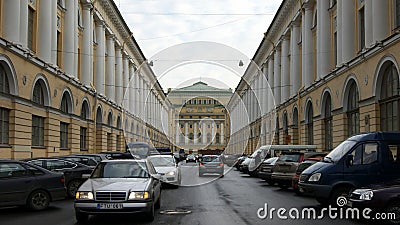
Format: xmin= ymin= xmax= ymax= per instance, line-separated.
xmin=67 ymin=180 xmax=82 ymax=198
xmin=329 ymin=187 xmax=351 ymax=207
xmin=27 ymin=190 xmax=50 ymax=211
xmin=385 ymin=202 xmax=400 ymax=225
xmin=75 ymin=211 xmax=89 ymax=224
xmin=145 ymin=202 xmax=155 ymax=222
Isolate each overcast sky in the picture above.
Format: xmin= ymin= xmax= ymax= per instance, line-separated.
xmin=116 ymin=0 xmax=282 ymax=91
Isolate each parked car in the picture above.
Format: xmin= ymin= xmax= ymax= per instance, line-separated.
xmin=257 ymin=157 xmax=279 ymax=185
xmin=100 ymin=151 xmax=134 ymax=159
xmin=0 ymin=160 xmax=65 ymax=210
xmin=126 ymin=142 xmax=157 ymax=159
xmin=186 ymin=154 xmax=197 ymax=163
xmin=74 ymin=159 xmax=162 ymax=222
xmin=148 ymin=154 xmax=181 ymax=186
xmin=348 ymin=180 xmax=400 ymax=225
xmin=298 ymin=132 xmax=400 ymax=206
xmin=58 ymin=155 xmax=98 ymax=167
xmin=70 ymin=153 xmax=109 ymax=162
xmin=292 ymin=157 xmax=324 ymax=194
xmin=271 ymin=152 xmax=326 ymax=189
xmin=22 ymin=158 xmax=94 ymax=198
xmin=199 ymin=155 xmax=224 ymax=177
xmin=222 ymin=154 xmax=241 ymax=167
xmin=240 ymin=157 xmax=252 ymax=174
xmin=236 ymin=156 xmax=247 ymax=171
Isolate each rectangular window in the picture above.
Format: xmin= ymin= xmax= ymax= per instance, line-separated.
xmin=28 ymin=7 xmax=35 ymax=51
xmin=359 ymin=7 xmax=365 ymax=50
xmin=334 ymin=32 xmax=337 ymax=66
xmin=80 ymin=127 xmax=87 ymax=150
xmin=107 ymin=133 xmax=111 ymax=150
xmin=57 ymin=31 xmax=62 ymax=67
xmin=32 ymin=116 xmax=44 ymax=146
xmin=60 ymin=122 xmax=69 ymax=148
xmin=0 ymin=108 xmax=10 ymax=145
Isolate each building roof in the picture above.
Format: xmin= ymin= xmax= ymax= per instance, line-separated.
xmin=169 ymin=82 xmax=232 ymax=94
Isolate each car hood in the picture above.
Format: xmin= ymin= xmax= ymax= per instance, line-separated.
xmin=154 ymin=166 xmax=176 ymax=174
xmin=301 ymin=162 xmax=331 ymax=175
xmin=79 ymin=178 xmax=150 ymax=192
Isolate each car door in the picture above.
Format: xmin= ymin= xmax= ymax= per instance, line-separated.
xmin=382 ymin=142 xmax=400 ymax=181
xmin=343 ymin=142 xmax=382 ymax=186
xmin=147 ymin=161 xmax=161 ymax=200
xmin=0 ymin=162 xmax=35 ymax=206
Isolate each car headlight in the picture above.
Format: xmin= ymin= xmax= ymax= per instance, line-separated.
xmin=353 ymin=189 xmax=374 ymax=200
xmin=308 ymin=173 xmax=321 ymax=182
xmin=128 ymin=191 xmax=150 ymax=200
xmin=75 ymin=191 xmax=94 ymax=200
xmin=167 ymin=171 xmax=175 ymax=176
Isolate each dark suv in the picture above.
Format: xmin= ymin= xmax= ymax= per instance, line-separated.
xmin=23 ymin=158 xmax=93 ymax=197
xmin=271 ymin=152 xmax=325 ymax=189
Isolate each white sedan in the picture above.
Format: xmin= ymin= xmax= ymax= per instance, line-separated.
xmin=148 ymin=155 xmax=181 ymax=187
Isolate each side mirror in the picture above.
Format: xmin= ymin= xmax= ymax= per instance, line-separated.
xmin=152 ymin=173 xmax=162 ymax=180
xmin=345 ymin=155 xmax=353 ymax=167
xmin=82 ymin=174 xmax=91 ymax=179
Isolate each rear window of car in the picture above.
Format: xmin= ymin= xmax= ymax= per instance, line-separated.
xmin=278 ymin=154 xmax=301 ymax=162
xmin=202 ymin=156 xmax=220 ymax=162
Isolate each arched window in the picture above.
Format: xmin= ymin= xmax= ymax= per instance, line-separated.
xmin=323 ymin=94 xmax=333 ymax=151
xmin=116 ymin=116 xmax=122 ymax=129
xmin=131 ymin=122 xmax=135 ymax=134
xmin=189 ymin=133 xmax=193 ymax=143
xmin=347 ymin=81 xmax=360 ymax=136
xmin=96 ymin=107 xmax=102 ymax=125
xmin=216 ymin=133 xmax=220 ymax=144
xmin=380 ymin=63 xmax=400 ymax=131
xmin=107 ymin=112 xmax=113 ymax=127
xmin=0 ymin=65 xmax=10 ymax=94
xmin=306 ymin=102 xmax=314 ymax=145
xmin=275 ymin=116 xmax=280 ymax=145
xmin=81 ymin=100 xmax=89 ymax=120
xmin=32 ymin=81 xmax=44 ymax=105
xmin=60 ymin=91 xmax=72 ymax=114
xmin=292 ymin=107 xmax=299 ymax=145
xmin=283 ymin=112 xmax=288 ymax=144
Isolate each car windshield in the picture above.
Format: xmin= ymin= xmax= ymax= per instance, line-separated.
xmin=324 ymin=140 xmax=357 ymax=163
xmin=278 ymin=154 xmax=301 ymax=162
xmin=128 ymin=146 xmax=149 ymax=157
xmin=91 ymin=161 xmax=149 ymax=178
xmin=202 ymin=156 xmax=220 ymax=162
xmin=149 ymin=157 xmax=175 ymax=167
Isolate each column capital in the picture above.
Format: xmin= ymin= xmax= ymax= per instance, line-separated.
xmin=303 ymin=1 xmax=314 ymax=11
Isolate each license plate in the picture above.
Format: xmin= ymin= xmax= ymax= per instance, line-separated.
xmin=97 ymin=203 xmax=123 ymax=209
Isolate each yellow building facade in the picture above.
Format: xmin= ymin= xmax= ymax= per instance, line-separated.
xmin=227 ymin=0 xmax=400 ymax=155
xmin=0 ymin=0 xmax=171 ymax=159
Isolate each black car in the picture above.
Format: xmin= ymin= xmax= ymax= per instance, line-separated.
xmin=0 ymin=160 xmax=66 ymax=210
xmin=100 ymin=151 xmax=134 ymax=159
xmin=186 ymin=154 xmax=197 ymax=163
xmin=257 ymin=157 xmax=279 ymax=185
xmin=70 ymin=153 xmax=109 ymax=162
xmin=58 ymin=156 xmax=98 ymax=167
xmin=348 ymin=180 xmax=400 ymax=224
xmin=22 ymin=158 xmax=93 ymax=198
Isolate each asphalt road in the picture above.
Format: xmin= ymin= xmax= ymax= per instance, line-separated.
xmin=0 ymin=163 xmax=371 ymax=225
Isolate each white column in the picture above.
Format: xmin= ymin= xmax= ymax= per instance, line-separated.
xmin=175 ymin=122 xmax=180 ymax=144
xmin=63 ymin=0 xmax=76 ymax=76
xmin=184 ymin=122 xmax=189 ymax=144
xmin=341 ymin=0 xmax=355 ymax=63
xmin=138 ymin=76 xmax=143 ymax=119
xmin=81 ymin=3 xmax=93 ymax=86
xmin=317 ymin=0 xmax=330 ymax=79
xmin=212 ymin=123 xmax=216 ymax=144
xmin=337 ymin=0 xmax=343 ymax=66
xmin=221 ymin=123 xmax=225 ymax=144
xmin=194 ymin=122 xmax=198 ymax=144
xmin=95 ymin=21 xmax=105 ymax=95
xmin=115 ymin=45 xmax=123 ymax=104
xmin=372 ymin=0 xmax=389 ymax=43
xmin=73 ymin=0 xmax=79 ymax=76
xmin=303 ymin=3 xmax=313 ymax=87
xmin=123 ymin=56 xmax=129 ymax=105
xmin=19 ymin=0 xmax=28 ymax=48
xmin=281 ymin=36 xmax=290 ymax=103
xmin=51 ymin=0 xmax=57 ymax=65
xmin=257 ymin=74 xmax=262 ymax=118
xmin=37 ymin=0 xmax=52 ymax=63
xmin=129 ymin=64 xmax=135 ymax=114
xmin=106 ymin=35 xmax=115 ymax=101
xmin=274 ymin=47 xmax=281 ymax=105
xmin=365 ymin=0 xmax=373 ymax=48
xmin=290 ymin=22 xmax=301 ymax=96
xmin=267 ymin=57 xmax=274 ymax=112
xmin=3 ymin=0 xmax=20 ymax=44
xmin=202 ymin=122 xmax=207 ymax=144
xmin=262 ymin=64 xmax=268 ymax=115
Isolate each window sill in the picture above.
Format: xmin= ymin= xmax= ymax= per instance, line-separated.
xmin=60 ymin=148 xmax=70 ymax=151
xmin=31 ymin=146 xmax=46 ymax=149
xmin=0 ymin=144 xmax=11 ymax=148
